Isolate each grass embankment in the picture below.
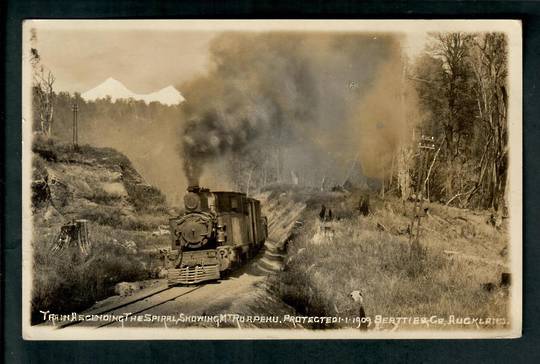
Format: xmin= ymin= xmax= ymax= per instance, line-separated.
xmin=277 ymin=190 xmax=509 ymax=330
xmin=31 ymin=137 xmax=171 ymax=324
xmin=31 ymin=225 xmax=163 ymax=324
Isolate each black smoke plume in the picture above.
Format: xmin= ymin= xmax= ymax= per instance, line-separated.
xmin=180 ymin=32 xmax=404 ymax=188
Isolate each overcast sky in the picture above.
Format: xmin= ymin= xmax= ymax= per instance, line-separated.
xmin=28 ymin=22 xmax=429 ymax=94
xmin=32 ymin=28 xmax=217 ymax=94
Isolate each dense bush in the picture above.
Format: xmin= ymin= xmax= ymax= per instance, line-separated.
xmin=125 ymin=183 xmax=167 ymax=212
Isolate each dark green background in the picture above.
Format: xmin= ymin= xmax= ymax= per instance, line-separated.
xmin=3 ymin=1 xmax=539 ymax=363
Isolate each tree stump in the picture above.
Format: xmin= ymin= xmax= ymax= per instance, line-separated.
xmin=51 ymin=219 xmax=91 ymax=256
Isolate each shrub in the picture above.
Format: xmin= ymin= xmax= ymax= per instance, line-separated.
xmin=31 ymin=233 xmax=151 ymax=325
xmin=32 ymin=136 xmax=58 ymax=162
xmin=86 ymin=187 xmax=123 ymax=205
xmin=125 ymin=183 xmax=166 ymax=212
xmin=78 ymin=206 xmax=124 ymax=227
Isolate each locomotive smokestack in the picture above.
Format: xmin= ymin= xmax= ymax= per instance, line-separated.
xmin=184 ymin=158 xmax=202 ymax=192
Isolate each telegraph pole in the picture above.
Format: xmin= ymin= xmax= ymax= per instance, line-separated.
xmin=409 ymin=134 xmax=435 ymax=252
xmin=72 ymin=101 xmax=79 ymax=149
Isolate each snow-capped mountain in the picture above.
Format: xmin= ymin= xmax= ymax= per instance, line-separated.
xmin=141 ymin=85 xmax=186 ymax=105
xmin=81 ymin=77 xmax=185 ymax=106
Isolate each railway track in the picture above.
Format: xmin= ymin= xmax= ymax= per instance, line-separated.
xmin=50 ymin=195 xmax=306 ymax=331
xmin=59 ymin=284 xmax=202 ymax=329
xmin=96 ymin=285 xmax=202 ymax=328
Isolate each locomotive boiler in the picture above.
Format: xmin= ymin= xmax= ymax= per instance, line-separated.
xmin=166 ymin=185 xmax=268 ymax=285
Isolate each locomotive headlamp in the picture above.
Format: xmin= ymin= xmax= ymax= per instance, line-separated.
xmin=184 ymin=192 xmax=200 ymax=211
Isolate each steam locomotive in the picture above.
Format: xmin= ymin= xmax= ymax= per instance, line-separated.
xmin=166 ymin=186 xmax=268 ymax=285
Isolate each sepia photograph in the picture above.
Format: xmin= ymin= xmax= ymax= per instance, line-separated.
xmin=21 ymin=20 xmax=522 ymax=340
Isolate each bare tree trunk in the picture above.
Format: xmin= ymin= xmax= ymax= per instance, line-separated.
xmin=469 ymin=33 xmax=508 ymax=211
xmin=397 ymin=144 xmax=412 ymax=200
xmin=389 ymin=153 xmax=395 ymax=191
xmin=423 ymin=140 xmax=443 ymax=197
xmin=34 ymin=68 xmax=56 ymax=136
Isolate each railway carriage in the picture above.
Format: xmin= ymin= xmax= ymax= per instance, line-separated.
xmin=166 ymin=186 xmax=268 ymax=285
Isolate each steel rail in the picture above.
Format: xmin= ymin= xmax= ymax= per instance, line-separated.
xmin=96 ymin=285 xmax=202 ymax=328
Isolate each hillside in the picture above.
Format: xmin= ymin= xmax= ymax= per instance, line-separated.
xmin=32 ymin=136 xmax=168 ymax=225
xmin=31 ymin=137 xmax=172 ymax=323
xmin=36 ymin=89 xmax=186 ymax=204
xmin=274 ymin=186 xmax=510 ymax=331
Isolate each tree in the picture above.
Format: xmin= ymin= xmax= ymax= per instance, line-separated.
xmin=431 ymin=33 xmax=477 ymax=159
xmin=413 ymin=42 xmax=472 ymax=201
xmin=412 ymin=32 xmax=509 ymax=211
xmin=31 ymin=47 xmax=56 ymax=136
xmin=468 ymin=33 xmax=508 ymax=211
